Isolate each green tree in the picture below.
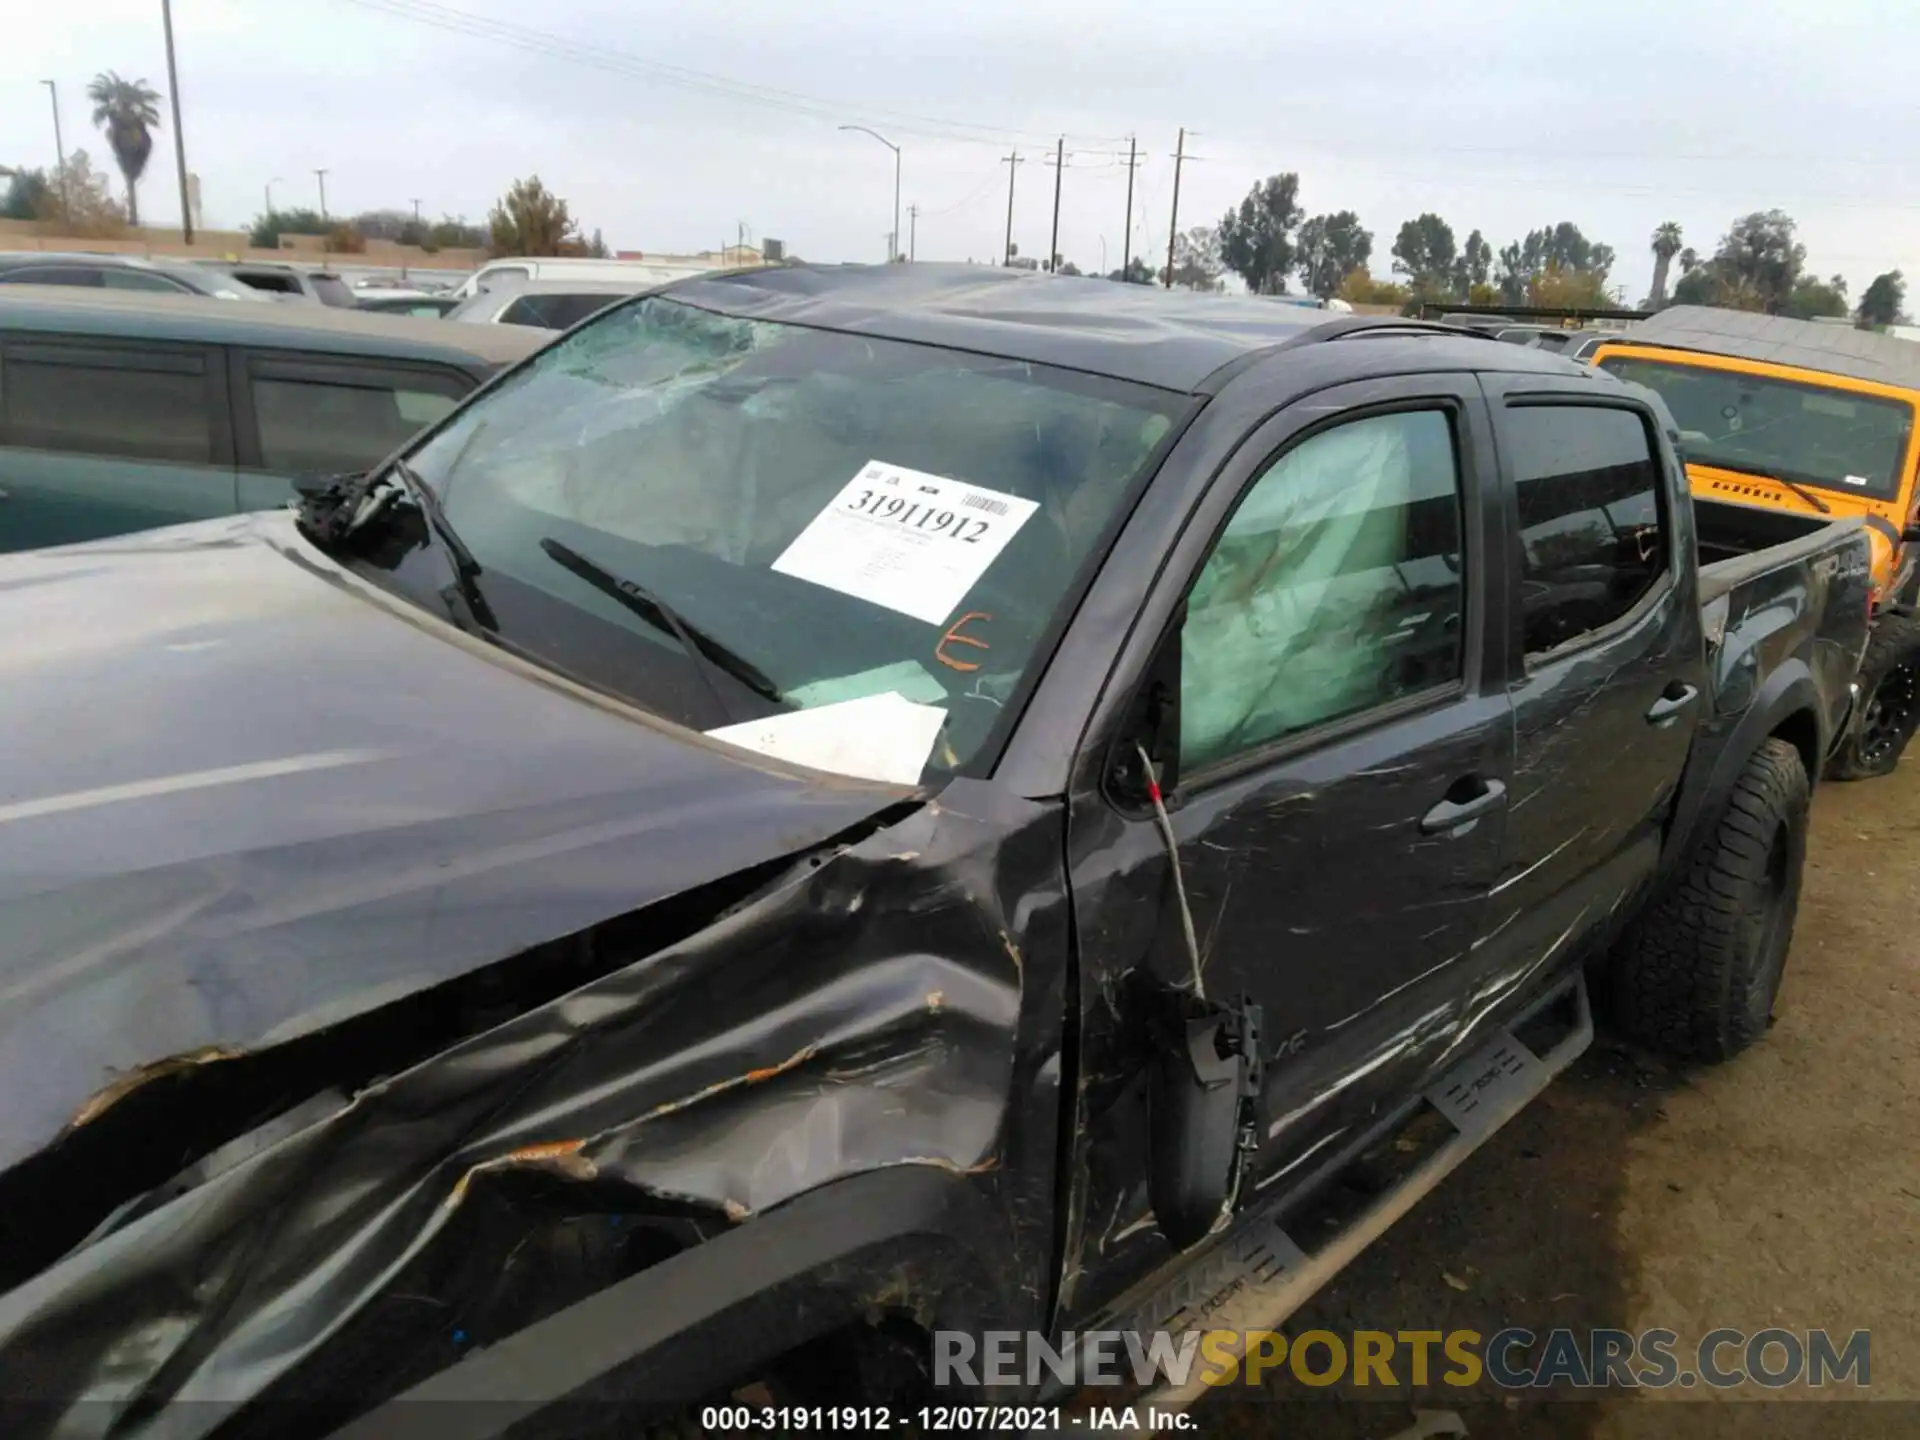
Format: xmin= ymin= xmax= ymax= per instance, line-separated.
xmin=0 ymin=166 xmax=53 ymax=222
xmin=1451 ymin=228 xmax=1491 ymax=295
xmin=1857 ymin=270 xmax=1906 ymax=329
xmin=1106 ymin=255 xmax=1155 ymax=285
xmin=1648 ymin=221 xmax=1683 ymax=308
xmin=488 ymin=175 xmax=582 ymax=256
xmin=86 ymin=71 xmax=161 ymax=227
xmin=1391 ymin=213 xmax=1458 ymax=292
xmin=1711 ymin=210 xmax=1805 ymax=312
xmin=1171 ymin=225 xmax=1223 ymax=290
xmin=248 ymin=207 xmax=328 ymax=248
xmin=1335 ymin=267 xmax=1411 ymax=307
xmin=1218 ymin=173 xmax=1303 ymax=295
xmin=1494 ymin=222 xmax=1616 ymax=306
xmin=1786 ymin=273 xmax=1849 ymax=320
xmin=428 ymin=216 xmax=487 ymax=250
xmin=1296 ymin=210 xmax=1373 ymax=299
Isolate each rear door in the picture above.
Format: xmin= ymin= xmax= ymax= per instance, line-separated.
xmin=1060 ymin=373 xmax=1517 ymax=1318
xmin=1465 ymin=378 xmax=1702 ymax=1035
xmin=0 ymin=335 xmax=234 ymax=552
xmin=230 ymin=351 xmax=473 ymax=510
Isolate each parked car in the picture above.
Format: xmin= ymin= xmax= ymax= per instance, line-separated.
xmin=444 ymin=278 xmax=653 ymax=329
xmin=355 ymin=289 xmax=460 ymax=317
xmin=450 ymin=255 xmax=712 ymax=299
xmin=0 ymin=286 xmax=545 ymax=552
xmin=0 ymin=268 xmax=1872 ymax=1436
xmin=1561 ymin=330 xmax=1626 ymax=362
xmin=0 ymin=251 xmax=268 ymax=301
xmin=200 ymin=261 xmax=358 ymax=307
xmin=1595 ymin=305 xmax=1920 ymax=776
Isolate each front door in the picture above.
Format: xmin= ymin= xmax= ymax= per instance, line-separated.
xmin=1060 ymin=377 xmax=1516 ymax=1320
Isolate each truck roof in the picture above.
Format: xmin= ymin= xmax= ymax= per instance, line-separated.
xmin=0 ymin=285 xmax=548 ymax=370
xmin=661 ymin=263 xmax=1590 ymax=394
xmin=1610 ymin=304 xmax=1920 ymax=391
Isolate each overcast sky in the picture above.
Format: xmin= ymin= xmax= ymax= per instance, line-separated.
xmin=6 ymin=0 xmax=1915 ymax=302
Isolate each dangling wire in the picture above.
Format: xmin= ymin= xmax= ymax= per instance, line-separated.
xmin=1136 ymin=743 xmax=1205 ymax=1001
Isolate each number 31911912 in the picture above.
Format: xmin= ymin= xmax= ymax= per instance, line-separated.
xmin=845 ymin=489 xmax=992 ymax=542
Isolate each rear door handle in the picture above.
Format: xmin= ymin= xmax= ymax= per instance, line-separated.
xmin=1419 ymin=777 xmax=1508 ymax=835
xmin=1646 ymin=682 xmax=1700 ymax=727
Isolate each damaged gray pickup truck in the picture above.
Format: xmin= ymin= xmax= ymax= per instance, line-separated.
xmin=0 ymin=267 xmax=1873 ymax=1437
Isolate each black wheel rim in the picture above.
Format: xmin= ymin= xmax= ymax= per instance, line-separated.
xmin=1859 ymin=661 xmax=1920 ymax=766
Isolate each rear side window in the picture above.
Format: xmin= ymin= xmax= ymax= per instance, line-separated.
xmin=0 ymin=344 xmax=214 ymax=462
xmin=1505 ymin=404 xmax=1667 ymax=657
xmin=252 ymin=372 xmax=465 ymax=473
xmin=310 ymin=275 xmax=356 ymax=308
xmin=0 ymin=265 xmax=104 ymax=287
xmin=498 ymin=293 xmax=622 ymax=330
xmin=236 ymin=272 xmax=301 ymax=295
xmin=101 ymin=268 xmax=192 ymax=294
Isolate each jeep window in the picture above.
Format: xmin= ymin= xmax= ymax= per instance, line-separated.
xmin=0 ymin=344 xmax=214 ymax=463
xmin=1506 ymin=404 xmax=1666 ymax=657
xmin=497 ymin=292 xmax=624 ymax=330
xmin=1599 ymin=355 xmax=1914 ymax=501
xmin=394 ymin=296 xmax=1189 ymax=776
xmin=1179 ymin=409 xmax=1466 ymax=772
xmin=255 ymin=373 xmax=464 ymax=473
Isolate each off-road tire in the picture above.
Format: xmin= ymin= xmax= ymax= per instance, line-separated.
xmin=1827 ymin=611 xmax=1920 ymax=780
xmin=1611 ymin=738 xmax=1808 ymax=1063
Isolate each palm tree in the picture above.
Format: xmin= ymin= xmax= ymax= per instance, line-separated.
xmin=87 ymin=71 xmax=162 ymax=227
xmin=1647 ymin=221 xmax=1684 ymax=308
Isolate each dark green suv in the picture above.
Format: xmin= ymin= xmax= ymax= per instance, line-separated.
xmin=0 ymin=286 xmax=547 ymax=553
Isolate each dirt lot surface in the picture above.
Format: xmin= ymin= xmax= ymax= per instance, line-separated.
xmin=1200 ymin=765 xmax=1920 ymax=1440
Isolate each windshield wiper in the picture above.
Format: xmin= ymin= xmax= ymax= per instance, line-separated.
xmin=389 ymin=458 xmax=501 ymax=630
xmin=537 ymin=537 xmax=783 ymax=721
xmin=1699 ymin=458 xmax=1832 ymax=515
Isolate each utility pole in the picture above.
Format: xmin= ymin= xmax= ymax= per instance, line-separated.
xmin=161 ymin=0 xmax=194 ymax=242
xmin=1047 ymin=136 xmax=1064 ymax=273
xmin=410 ymin=197 xmax=423 ymax=224
xmin=1001 ymin=151 xmax=1023 ymax=266
xmin=40 ymin=80 xmax=68 ymax=225
xmin=1121 ymin=135 xmax=1139 ymax=280
xmin=1164 ymin=127 xmax=1185 ymax=288
xmin=314 ymin=168 xmax=329 ymax=222
xmin=908 ymin=204 xmax=919 ymax=262
xmin=266 ymin=177 xmax=283 ymax=216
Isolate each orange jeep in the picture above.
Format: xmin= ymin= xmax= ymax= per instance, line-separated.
xmin=1594 ymin=307 xmax=1920 ymax=777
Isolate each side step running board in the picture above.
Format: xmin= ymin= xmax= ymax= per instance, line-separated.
xmin=1053 ymin=975 xmax=1591 ymax=1431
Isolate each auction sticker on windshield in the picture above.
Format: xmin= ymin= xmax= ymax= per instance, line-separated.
xmin=771 ymin=460 xmax=1038 ymax=625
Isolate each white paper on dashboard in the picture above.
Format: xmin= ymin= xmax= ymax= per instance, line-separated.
xmin=787 ymin=659 xmax=949 ymax=708
xmin=769 ymin=459 xmax=1039 ymax=625
xmin=704 ymin=692 xmax=946 ymax=784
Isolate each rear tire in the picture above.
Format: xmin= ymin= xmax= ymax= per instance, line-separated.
xmin=1611 ymin=739 xmax=1808 ymax=1063
xmin=1827 ymin=612 xmax=1920 ymax=780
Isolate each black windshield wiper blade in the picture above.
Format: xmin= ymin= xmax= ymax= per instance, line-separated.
xmin=537 ymin=537 xmax=783 ymax=718
xmin=1699 ymin=458 xmax=1832 ymax=514
xmin=390 ymin=458 xmax=501 ymax=630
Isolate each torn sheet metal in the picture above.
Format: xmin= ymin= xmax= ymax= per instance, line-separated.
xmin=0 ymin=778 xmax=1067 ymax=1440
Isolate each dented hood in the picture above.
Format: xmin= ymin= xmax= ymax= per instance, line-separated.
xmin=0 ymin=514 xmax=912 ymax=1178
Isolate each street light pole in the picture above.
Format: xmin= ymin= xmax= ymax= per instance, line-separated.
xmin=265 ymin=176 xmax=282 ymax=215
xmin=838 ymin=124 xmax=900 ymax=262
xmin=161 ymin=0 xmax=194 ymax=242
xmin=314 ymin=168 xmax=329 ymax=221
xmin=41 ymin=80 xmax=69 ymax=225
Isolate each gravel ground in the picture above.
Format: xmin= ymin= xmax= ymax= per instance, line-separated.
xmin=1198 ymin=762 xmax=1920 ymax=1440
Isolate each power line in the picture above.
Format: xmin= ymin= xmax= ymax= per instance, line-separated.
xmin=331 ymin=0 xmax=1127 ymax=151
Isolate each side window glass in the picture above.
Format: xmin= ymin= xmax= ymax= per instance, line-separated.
xmin=1505 ymin=405 xmax=1666 ymax=658
xmin=0 ymin=349 xmax=213 ymax=462
xmin=253 ymin=374 xmax=464 ymax=473
xmin=101 ymin=268 xmax=189 ymax=293
xmin=0 ymin=266 xmax=103 ymax=287
xmin=1179 ymin=409 xmax=1465 ymax=773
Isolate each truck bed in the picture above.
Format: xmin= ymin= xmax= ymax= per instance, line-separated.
xmin=1696 ymin=498 xmax=1863 ymax=607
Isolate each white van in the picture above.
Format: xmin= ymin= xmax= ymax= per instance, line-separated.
xmin=451 ymin=257 xmax=713 ymax=300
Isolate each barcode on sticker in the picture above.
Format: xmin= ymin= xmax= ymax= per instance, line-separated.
xmin=963 ymin=494 xmax=1011 ymax=516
